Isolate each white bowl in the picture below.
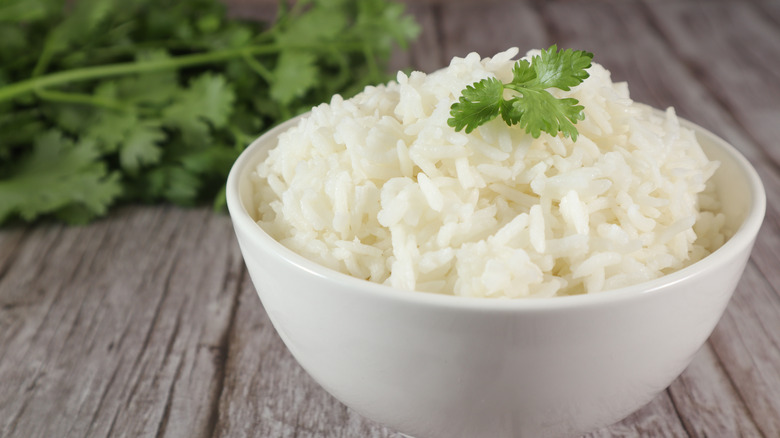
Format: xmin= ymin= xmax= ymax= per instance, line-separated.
xmin=227 ymin=114 xmax=765 ymax=438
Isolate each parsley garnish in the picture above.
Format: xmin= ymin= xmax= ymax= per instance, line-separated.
xmin=447 ymin=45 xmax=593 ymax=140
xmin=0 ymin=0 xmax=419 ymax=225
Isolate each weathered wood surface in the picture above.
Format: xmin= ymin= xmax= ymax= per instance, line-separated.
xmin=2 ymin=0 xmax=779 ymax=437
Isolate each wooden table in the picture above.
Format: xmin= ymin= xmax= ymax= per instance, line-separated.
xmin=2 ymin=0 xmax=779 ymax=436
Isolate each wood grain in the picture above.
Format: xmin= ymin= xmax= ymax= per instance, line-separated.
xmin=436 ymin=0 xmax=548 ymax=63
xmin=213 ymin=278 xmax=403 ymax=438
xmin=1 ymin=1 xmax=779 ymax=437
xmin=708 ymin=262 xmax=780 ymax=437
xmin=0 ymin=208 xmax=246 ymax=438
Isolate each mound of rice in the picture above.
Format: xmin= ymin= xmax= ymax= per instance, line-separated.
xmin=251 ymin=48 xmax=728 ymax=298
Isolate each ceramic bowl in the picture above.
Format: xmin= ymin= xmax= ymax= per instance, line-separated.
xmin=226 ymin=114 xmax=765 ymax=438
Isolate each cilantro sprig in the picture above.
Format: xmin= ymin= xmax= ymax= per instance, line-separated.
xmin=448 ymin=45 xmax=593 ymax=140
xmin=0 ymin=0 xmax=419 ymax=225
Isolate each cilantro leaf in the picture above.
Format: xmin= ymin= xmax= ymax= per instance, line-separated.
xmin=0 ymin=0 xmax=419 ymax=225
xmin=82 ymin=107 xmax=166 ymax=174
xmin=166 ymin=73 xmax=235 ymax=129
xmin=162 ymin=73 xmax=236 ymax=146
xmin=500 ymin=97 xmax=521 ymax=126
xmin=275 ymin=4 xmax=348 ymax=46
xmin=447 ymin=77 xmax=503 ymax=133
xmin=131 ymin=165 xmax=203 ymax=206
xmin=115 ymin=50 xmax=180 ymax=106
xmin=531 ymin=45 xmax=594 ymax=91
xmin=119 ymin=121 xmax=166 ymax=174
xmin=0 ymin=0 xmax=60 ymax=23
xmin=511 ymin=59 xmax=536 ymax=84
xmin=448 ymin=45 xmax=593 ymax=140
xmin=86 ymin=109 xmax=138 ymax=153
xmin=508 ymin=92 xmax=585 ymax=140
xmin=271 ymin=51 xmax=318 ymax=106
xmin=0 ymin=131 xmax=122 ymax=224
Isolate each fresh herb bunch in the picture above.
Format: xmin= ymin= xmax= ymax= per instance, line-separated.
xmin=0 ymin=0 xmax=419 ymax=225
xmin=448 ymin=45 xmax=593 ymax=140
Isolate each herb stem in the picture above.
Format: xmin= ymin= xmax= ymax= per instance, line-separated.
xmin=0 ymin=40 xmax=370 ymax=103
xmin=35 ymin=88 xmax=129 ymax=111
xmin=241 ymin=51 xmax=274 ymax=83
xmin=32 ymin=33 xmax=59 ymax=78
xmin=0 ymin=44 xmax=279 ymax=103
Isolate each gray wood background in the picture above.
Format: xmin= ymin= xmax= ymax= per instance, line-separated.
xmin=2 ymin=0 xmax=780 ymax=437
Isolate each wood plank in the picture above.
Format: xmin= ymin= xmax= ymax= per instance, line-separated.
xmin=645 ymin=0 xmax=780 ymax=169
xmin=584 ymin=338 xmax=770 ymax=438
xmin=637 ymin=0 xmax=780 ymax=170
xmin=584 ymin=392 xmax=687 ymax=438
xmin=0 ymin=207 xmax=246 ymax=438
xmin=749 ymin=216 xmax=780 ymax=302
xmin=437 ymin=0 xmax=548 ymax=63
xmin=707 ymin=261 xmax=780 ymax=438
xmin=667 ymin=343 xmax=764 ymax=437
xmin=213 ymin=277 xmax=403 ymax=438
xmin=0 ymin=226 xmax=71 ymax=364
xmin=752 ymin=0 xmax=780 ymax=27
xmin=223 ymin=0 xmax=277 ymax=21
xmin=0 ymin=227 xmax=27 ymax=278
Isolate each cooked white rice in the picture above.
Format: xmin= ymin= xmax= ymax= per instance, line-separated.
xmin=251 ymin=48 xmax=727 ymax=298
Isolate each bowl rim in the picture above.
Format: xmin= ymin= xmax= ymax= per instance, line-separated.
xmin=227 ymin=111 xmax=766 ymax=311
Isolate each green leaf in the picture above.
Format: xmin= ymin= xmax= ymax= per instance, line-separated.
xmin=500 ymin=97 xmax=522 ymax=126
xmin=531 ymin=44 xmax=594 ymax=91
xmin=512 ymin=92 xmax=585 ymax=141
xmin=212 ymin=185 xmax=227 ymax=211
xmin=85 ymin=109 xmax=137 ymax=152
xmin=162 ymin=73 xmax=235 ymax=147
xmin=179 ymin=147 xmax=238 ymax=176
xmin=353 ymin=0 xmax=420 ymax=50
xmin=84 ymin=109 xmax=166 ymax=173
xmin=119 ymin=121 xmax=166 ymax=174
xmin=0 ymin=130 xmax=122 ymax=224
xmin=0 ymin=109 xmax=44 ymax=151
xmin=0 ymin=25 xmax=31 ymax=65
xmin=141 ymin=166 xmax=202 ymax=205
xmin=0 ymin=0 xmax=62 ymax=23
xmin=164 ymin=73 xmax=235 ymax=130
xmin=276 ymin=4 xmax=349 ymax=47
xmin=0 ymin=0 xmax=420 ymax=225
xmin=511 ymin=59 xmax=535 ymax=85
xmin=448 ymin=45 xmax=593 ymax=139
xmin=36 ymin=0 xmax=119 ymax=64
xmin=114 ymin=50 xmax=180 ymax=106
xmin=447 ymin=77 xmax=503 ymax=133
xmin=49 ymin=103 xmax=96 ymax=134
xmin=204 ymin=25 xmax=253 ymax=50
xmin=270 ymin=51 xmax=318 ymax=106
